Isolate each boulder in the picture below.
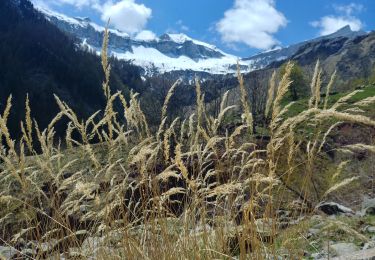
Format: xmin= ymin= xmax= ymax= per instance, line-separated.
xmin=362 ymin=197 xmax=375 ymax=216
xmin=0 ymin=246 xmax=18 ymax=259
xmin=366 ymin=226 xmax=375 ymax=233
xmin=329 ymin=242 xmax=358 ymax=256
xmin=363 ymin=241 xmax=375 ymax=250
xmin=365 ymin=207 xmax=375 ymax=216
xmin=317 ymin=202 xmax=354 ymax=215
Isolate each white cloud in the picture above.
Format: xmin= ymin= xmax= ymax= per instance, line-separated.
xmin=333 ymin=3 xmax=364 ymax=16
xmin=176 ymin=20 xmax=189 ymax=32
xmin=55 ymin=0 xmax=97 ymax=7
xmin=215 ymin=0 xmax=287 ymax=50
xmin=33 ymin=0 xmax=153 ymax=35
xmin=135 ymin=30 xmax=157 ymax=41
xmin=37 ymin=0 xmax=102 ymax=10
xmin=311 ymin=3 xmax=364 ymax=36
xmin=31 ymin=0 xmax=51 ymax=9
xmin=311 ymin=16 xmax=362 ymax=36
xmin=101 ymin=0 xmax=152 ymax=34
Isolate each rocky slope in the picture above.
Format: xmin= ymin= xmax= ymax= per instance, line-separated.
xmin=250 ymin=30 xmax=375 ymax=94
xmin=242 ymin=25 xmax=366 ymax=70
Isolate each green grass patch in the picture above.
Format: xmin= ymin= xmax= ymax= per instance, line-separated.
xmin=282 ymin=84 xmax=375 ymax=118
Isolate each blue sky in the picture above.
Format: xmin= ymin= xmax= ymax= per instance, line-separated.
xmin=32 ymin=0 xmax=375 ymax=57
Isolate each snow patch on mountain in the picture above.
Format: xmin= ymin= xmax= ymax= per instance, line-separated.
xmin=112 ymin=45 xmax=251 ymax=74
xmin=39 ymin=6 xmax=130 ymax=38
xmin=163 ymin=33 xmax=223 ymax=53
xmin=36 ymin=6 xmax=255 ymax=75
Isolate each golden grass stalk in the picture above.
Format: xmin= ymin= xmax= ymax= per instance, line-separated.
xmin=318 ymin=121 xmax=342 ymax=153
xmin=0 ymin=116 xmax=16 ymax=156
xmin=161 ymin=79 xmax=181 ymax=121
xmin=331 ymin=90 xmax=362 ymax=110
xmin=163 ymin=117 xmax=179 ymax=161
xmin=354 ymin=96 xmax=375 ymax=106
xmin=101 ymin=22 xmax=111 ymax=99
xmin=323 ymin=176 xmax=359 ymax=198
xmin=2 ymin=95 xmax=12 ymax=125
xmin=316 ymin=110 xmax=375 ymax=127
xmin=308 ymin=60 xmax=321 ymax=108
xmin=331 ymin=160 xmax=350 ymax=181
xmin=323 ymin=70 xmax=336 ymax=109
xmin=237 ymin=61 xmax=253 ymax=133
xmin=265 ymin=71 xmax=277 ymax=118
xmin=344 ymin=143 xmax=375 ymax=153
xmin=20 ymin=107 xmax=33 ymax=153
xmin=195 ymin=78 xmax=204 ymax=128
xmin=271 ymin=61 xmax=294 ymax=122
xmin=175 ymin=143 xmax=196 ymax=191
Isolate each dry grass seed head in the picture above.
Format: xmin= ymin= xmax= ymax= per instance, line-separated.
xmin=265 ymin=70 xmax=277 ymax=118
xmin=323 ymin=70 xmax=337 ymax=109
xmin=309 ymin=60 xmax=320 ymax=108
xmin=271 ymin=61 xmax=294 ymax=122
xmin=161 ymin=79 xmax=181 ymax=121
xmin=237 ymin=61 xmax=253 ymax=133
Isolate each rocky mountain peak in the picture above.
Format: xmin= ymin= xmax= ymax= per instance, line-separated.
xmin=35 ymin=7 xmax=251 ymax=75
xmin=75 ymin=17 xmax=91 ymax=23
xmin=326 ymin=25 xmax=365 ymax=39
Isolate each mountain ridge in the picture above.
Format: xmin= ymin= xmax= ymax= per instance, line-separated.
xmin=242 ymin=25 xmax=367 ymax=70
xmin=36 ymin=4 xmax=368 ymax=78
xmin=38 ymin=6 xmax=252 ymax=75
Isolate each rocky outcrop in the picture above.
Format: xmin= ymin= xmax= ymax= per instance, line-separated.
xmin=242 ymin=25 xmax=366 ymax=70
xmin=317 ymin=202 xmax=354 ymax=215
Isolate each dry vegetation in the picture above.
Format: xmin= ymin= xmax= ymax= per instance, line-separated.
xmin=1 ymin=29 xmax=375 ymax=259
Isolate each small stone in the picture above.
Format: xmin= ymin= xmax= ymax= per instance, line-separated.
xmin=68 ymin=247 xmax=84 ymax=257
xmin=189 ymin=224 xmax=212 ymax=235
xmin=367 ymin=226 xmax=375 ymax=233
xmin=81 ymin=236 xmax=104 ymax=255
xmin=363 ymin=241 xmax=375 ymax=250
xmin=311 ymin=251 xmax=328 ymax=260
xmin=362 ymin=197 xmax=375 ymax=215
xmin=21 ymin=248 xmax=37 ymax=257
xmin=365 ymin=206 xmax=375 ymax=215
xmin=308 ymin=228 xmax=320 ymax=236
xmin=311 ymin=215 xmax=323 ymax=222
xmin=255 ymin=218 xmax=274 ymax=236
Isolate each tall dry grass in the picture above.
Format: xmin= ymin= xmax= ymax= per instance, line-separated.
xmin=0 ymin=29 xmax=375 ymax=260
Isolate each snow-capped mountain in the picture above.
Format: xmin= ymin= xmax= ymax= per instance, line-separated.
xmin=242 ymin=25 xmax=366 ymax=70
xmin=38 ymin=7 xmax=253 ymax=76
xmin=37 ymin=6 xmax=367 ymax=77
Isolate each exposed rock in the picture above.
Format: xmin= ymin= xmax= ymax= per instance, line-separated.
xmin=317 ymin=202 xmax=354 ymax=215
xmin=363 ymin=241 xmax=375 ymax=250
xmin=20 ymin=248 xmax=37 ymax=258
xmin=330 ymin=247 xmax=375 ymax=260
xmin=365 ymin=207 xmax=375 ymax=216
xmin=0 ymin=246 xmax=18 ymax=259
xmin=311 ymin=251 xmax=328 ymax=260
xmin=81 ymin=236 xmax=104 ymax=253
xmin=329 ymin=242 xmax=359 ymax=256
xmin=255 ymin=218 xmax=274 ymax=237
xmin=308 ymin=228 xmax=321 ymax=237
xmin=311 ymin=215 xmax=324 ymax=222
xmin=366 ymin=226 xmax=375 ymax=233
xmin=362 ymin=197 xmax=375 ymax=216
